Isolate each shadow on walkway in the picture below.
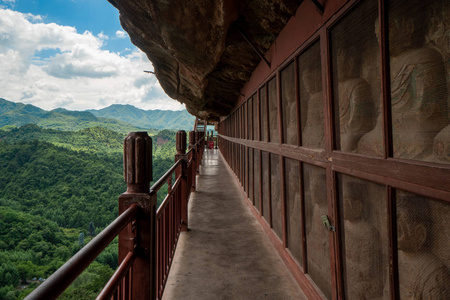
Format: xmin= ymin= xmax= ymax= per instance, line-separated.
xmin=162 ymin=149 xmax=306 ymax=300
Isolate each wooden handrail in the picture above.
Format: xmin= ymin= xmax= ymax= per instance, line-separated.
xmin=96 ymin=251 xmax=137 ymax=300
xmin=26 ymin=130 xmax=206 ymax=300
xmin=25 ymin=204 xmax=140 ymax=300
xmin=150 ymin=159 xmax=182 ymax=196
xmin=156 ymin=176 xmax=182 ymax=218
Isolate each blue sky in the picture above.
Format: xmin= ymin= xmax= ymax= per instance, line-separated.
xmin=12 ymin=0 xmax=131 ymax=54
xmin=0 ymin=0 xmax=182 ymax=111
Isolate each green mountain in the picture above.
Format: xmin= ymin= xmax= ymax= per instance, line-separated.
xmin=0 ymin=98 xmax=143 ymax=132
xmin=87 ymin=104 xmax=195 ymax=130
xmin=0 ymin=124 xmax=178 ymax=204
xmin=0 ymin=140 xmax=122 ymax=299
xmin=0 ymin=125 xmax=179 ymax=298
xmin=0 ymin=124 xmax=125 ymax=155
xmin=0 ymin=98 xmax=195 ymax=132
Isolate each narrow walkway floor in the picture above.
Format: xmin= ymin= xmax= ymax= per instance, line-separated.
xmin=162 ymin=149 xmax=306 ymax=300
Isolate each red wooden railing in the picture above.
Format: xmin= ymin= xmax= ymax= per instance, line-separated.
xmin=25 ymin=129 xmax=206 ymax=300
xmin=154 ymin=159 xmax=183 ymax=299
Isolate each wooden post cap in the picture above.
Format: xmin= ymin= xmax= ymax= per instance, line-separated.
xmin=123 ymin=132 xmax=152 ymax=193
xmin=176 ymin=131 xmax=187 ymax=154
xmin=189 ymin=131 xmax=196 ymax=146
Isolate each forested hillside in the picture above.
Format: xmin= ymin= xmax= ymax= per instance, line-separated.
xmin=0 ymin=124 xmax=124 ymax=155
xmin=0 ymin=124 xmax=180 ymax=299
xmin=0 ymin=98 xmax=195 ymax=132
xmin=88 ymin=104 xmax=195 ymax=130
xmin=0 ymin=141 xmax=124 ymax=228
xmin=0 ymin=98 xmax=142 ymax=132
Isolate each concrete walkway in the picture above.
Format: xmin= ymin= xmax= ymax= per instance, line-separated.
xmin=162 ymin=149 xmax=306 ymax=300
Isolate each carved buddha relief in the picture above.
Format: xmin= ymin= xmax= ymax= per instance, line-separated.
xmin=396 ymin=191 xmax=450 ymax=299
xmin=248 ymin=148 xmax=254 ymax=202
xmin=339 ymin=176 xmax=388 ymax=299
xmin=304 ymin=164 xmax=331 ymax=299
xmin=253 ymin=149 xmax=260 ymax=211
xmin=270 ymin=153 xmax=282 ymax=239
xmin=253 ymin=94 xmax=258 ymax=140
xmin=331 ymin=0 xmax=379 ymax=153
xmin=281 ymin=62 xmax=298 ymax=145
xmin=268 ymin=77 xmax=279 ymax=143
xmin=300 ymin=41 xmax=324 ymax=149
xmin=247 ymin=97 xmax=253 ymax=140
xmin=284 ymin=158 xmax=302 ymax=265
xmin=389 ymin=19 xmax=448 ymax=160
xmin=429 ymin=2 xmax=450 ymax=163
xmin=358 ymin=1 xmax=449 ymax=160
xmin=335 ymin=49 xmax=375 ymax=152
xmin=260 ymin=86 xmax=268 ymax=142
xmin=261 ymin=151 xmax=270 ymax=224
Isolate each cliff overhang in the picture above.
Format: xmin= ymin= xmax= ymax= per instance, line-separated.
xmin=108 ymin=0 xmax=303 ymax=121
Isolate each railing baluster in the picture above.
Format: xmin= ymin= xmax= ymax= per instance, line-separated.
xmin=124 ymin=271 xmax=129 ymax=300
xmin=27 ymin=130 xmax=202 ymax=300
xmin=25 ymin=204 xmax=139 ymax=300
xmin=119 ymin=132 xmax=155 ymax=300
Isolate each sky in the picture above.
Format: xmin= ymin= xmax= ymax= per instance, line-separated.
xmin=0 ymin=0 xmax=184 ymax=111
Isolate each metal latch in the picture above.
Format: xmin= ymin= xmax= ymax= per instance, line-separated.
xmin=321 ymin=215 xmax=335 ymax=232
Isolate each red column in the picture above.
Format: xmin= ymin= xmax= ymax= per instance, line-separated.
xmin=119 ymin=132 xmax=156 ymax=300
xmin=189 ymin=131 xmax=197 ymax=192
xmin=175 ymin=131 xmax=188 ymax=232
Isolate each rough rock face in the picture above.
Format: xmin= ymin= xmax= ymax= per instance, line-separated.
xmin=108 ymin=0 xmax=302 ymax=121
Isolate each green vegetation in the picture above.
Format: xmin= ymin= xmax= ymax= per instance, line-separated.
xmin=0 ymin=98 xmax=194 ymax=132
xmin=0 ymin=123 xmax=180 ymax=299
xmin=88 ymin=104 xmax=195 ymax=130
xmin=0 ymin=98 xmax=143 ymax=133
xmin=0 ymin=124 xmax=124 ymax=155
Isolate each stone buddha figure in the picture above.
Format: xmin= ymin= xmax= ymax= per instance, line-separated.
xmin=396 ymin=194 xmax=450 ymax=299
xmin=430 ymin=3 xmax=450 ymax=163
xmin=341 ymin=181 xmax=384 ymax=299
xmin=268 ymin=80 xmax=279 ymax=143
xmin=433 ymin=126 xmax=450 ymax=162
xmin=285 ymin=160 xmax=302 ymax=262
xmin=270 ymin=156 xmax=282 ymax=238
xmin=358 ymin=7 xmax=448 ymax=159
xmin=334 ymin=47 xmax=375 ymax=152
xmin=301 ymin=64 xmax=324 ymax=148
xmin=286 ymin=81 xmax=298 ymax=145
xmin=305 ymin=167 xmax=331 ymax=299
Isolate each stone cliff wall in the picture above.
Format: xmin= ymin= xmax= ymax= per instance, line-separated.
xmin=108 ymin=0 xmax=302 ymax=120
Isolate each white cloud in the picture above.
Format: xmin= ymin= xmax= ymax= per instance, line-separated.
xmin=0 ymin=9 xmax=183 ymax=111
xmin=97 ymin=31 xmax=109 ymax=40
xmin=116 ymin=30 xmax=127 ymax=39
xmin=0 ymin=0 xmax=15 ymax=9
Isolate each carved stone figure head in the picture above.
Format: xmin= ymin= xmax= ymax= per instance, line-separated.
xmin=301 ymin=62 xmax=322 ymax=94
xmin=388 ymin=1 xmax=428 ymax=56
xmin=396 ymin=193 xmax=431 ymax=253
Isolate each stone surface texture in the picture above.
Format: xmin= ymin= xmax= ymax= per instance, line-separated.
xmin=107 ymin=0 xmax=302 ymax=121
xmin=162 ymin=149 xmax=306 ymax=300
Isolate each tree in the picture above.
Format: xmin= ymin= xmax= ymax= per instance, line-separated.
xmin=78 ymin=233 xmax=84 ymax=247
xmin=89 ymin=222 xmax=95 ymax=239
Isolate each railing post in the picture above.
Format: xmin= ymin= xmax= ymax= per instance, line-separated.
xmin=119 ymin=132 xmax=156 ymax=300
xmin=189 ymin=131 xmax=197 ymax=191
xmin=175 ymin=131 xmax=188 ymax=231
xmin=200 ymin=131 xmax=205 ymax=160
xmin=194 ymin=131 xmax=201 ymax=172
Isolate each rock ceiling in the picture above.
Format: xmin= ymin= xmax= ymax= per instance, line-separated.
xmin=108 ymin=0 xmax=304 ymax=121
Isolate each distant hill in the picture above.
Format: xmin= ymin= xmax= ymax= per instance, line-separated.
xmin=0 ymin=98 xmax=195 ymax=132
xmin=87 ymin=104 xmax=195 ymax=130
xmin=0 ymin=124 xmax=125 ymax=154
xmin=0 ymin=98 xmax=143 ymax=132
